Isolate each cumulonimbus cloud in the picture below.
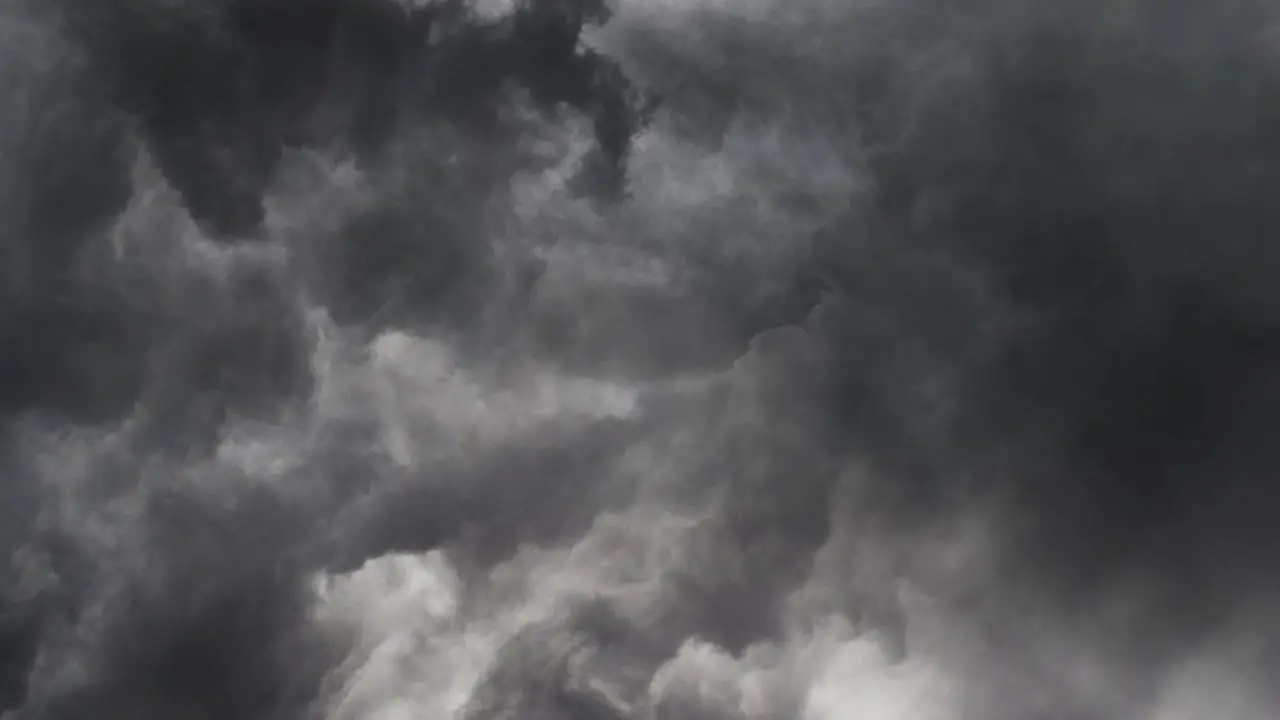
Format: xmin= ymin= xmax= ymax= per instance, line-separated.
xmin=1 ymin=1 xmax=1278 ymax=718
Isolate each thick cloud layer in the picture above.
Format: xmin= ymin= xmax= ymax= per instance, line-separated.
xmin=2 ymin=0 xmax=1278 ymax=718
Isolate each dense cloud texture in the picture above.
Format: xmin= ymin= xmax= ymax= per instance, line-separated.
xmin=1 ymin=0 xmax=1278 ymax=718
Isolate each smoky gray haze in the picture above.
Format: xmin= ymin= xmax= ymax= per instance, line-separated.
xmin=1 ymin=0 xmax=1278 ymax=717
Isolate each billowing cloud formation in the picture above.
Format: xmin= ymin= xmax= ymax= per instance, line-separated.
xmin=2 ymin=0 xmax=1278 ymax=718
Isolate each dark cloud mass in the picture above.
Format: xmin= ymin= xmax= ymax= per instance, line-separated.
xmin=2 ymin=0 xmax=1279 ymax=718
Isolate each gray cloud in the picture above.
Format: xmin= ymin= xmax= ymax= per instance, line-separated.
xmin=1 ymin=1 xmax=1278 ymax=718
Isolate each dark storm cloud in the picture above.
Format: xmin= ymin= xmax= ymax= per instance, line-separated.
xmin=796 ymin=1 xmax=1280 ymax=713
xmin=2 ymin=0 xmax=1279 ymax=718
xmin=835 ymin=0 xmax=1280 ymax=609
xmin=603 ymin=0 xmax=1280 ymax=713
xmin=61 ymin=0 xmax=652 ymax=239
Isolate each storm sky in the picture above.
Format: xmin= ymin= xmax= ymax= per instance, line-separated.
xmin=2 ymin=0 xmax=1279 ymax=718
